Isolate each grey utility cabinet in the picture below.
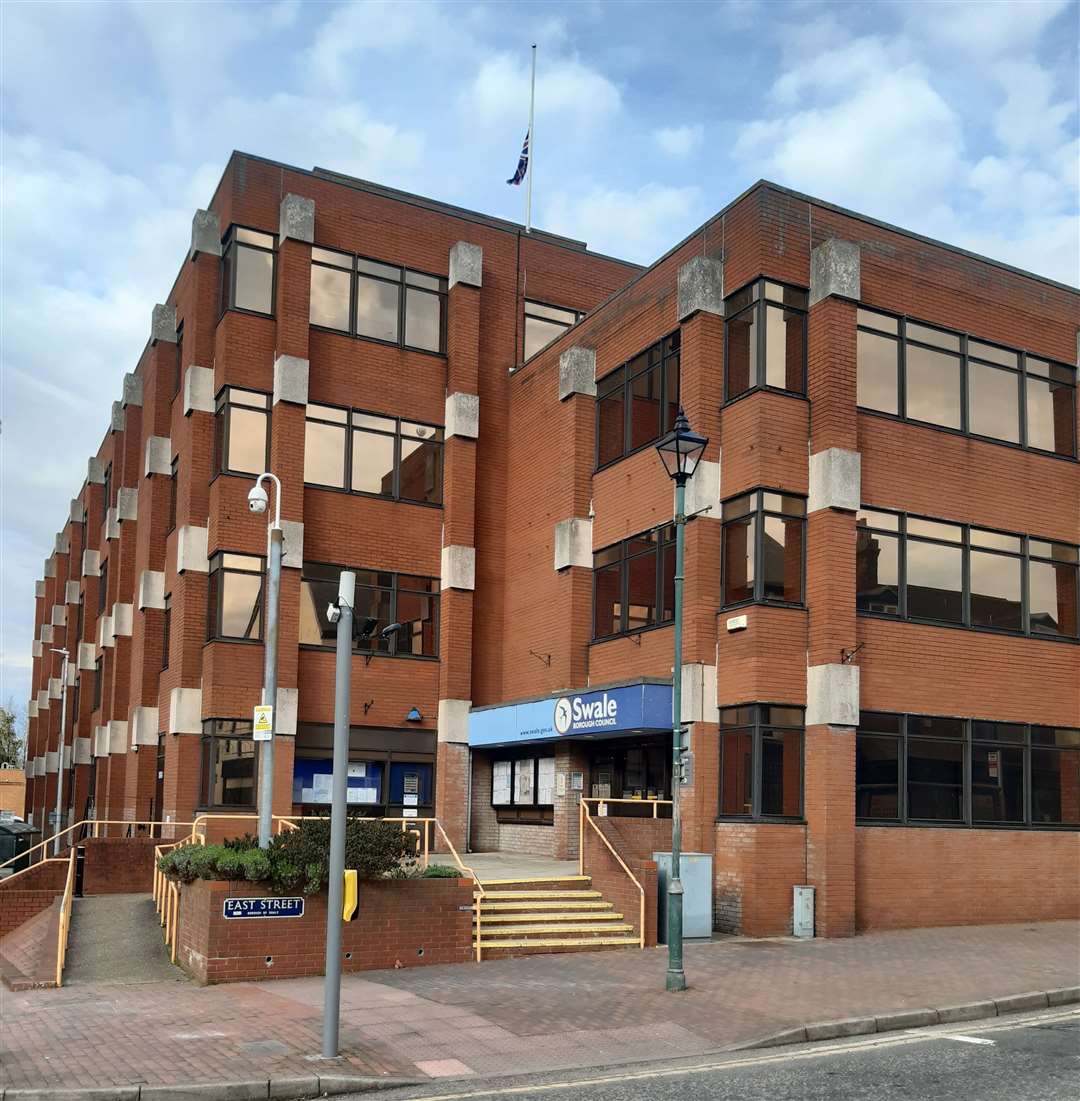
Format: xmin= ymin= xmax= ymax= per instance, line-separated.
xmin=653 ymin=851 xmax=713 ymax=941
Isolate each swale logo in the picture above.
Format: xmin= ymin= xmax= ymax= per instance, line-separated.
xmin=553 ymin=697 xmax=573 ymax=735
xmin=553 ymin=692 xmax=618 ymax=734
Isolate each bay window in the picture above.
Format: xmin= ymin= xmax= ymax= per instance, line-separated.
xmin=220 ymin=227 xmax=275 ymax=316
xmin=721 ymin=490 xmax=806 ymax=607
xmin=724 ymin=280 xmax=807 ymax=401
xmin=719 ymin=705 xmax=803 ymax=820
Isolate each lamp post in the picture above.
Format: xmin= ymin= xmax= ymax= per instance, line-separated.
xmin=655 ymin=408 xmax=708 ymax=994
xmin=247 ymin=472 xmax=283 ymax=850
xmin=50 ymin=647 xmax=70 ymax=855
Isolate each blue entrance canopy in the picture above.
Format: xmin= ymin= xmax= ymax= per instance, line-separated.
xmin=468 ymin=681 xmax=673 ymax=748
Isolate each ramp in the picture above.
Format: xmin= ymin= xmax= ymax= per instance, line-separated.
xmin=63 ymin=893 xmax=184 ymax=985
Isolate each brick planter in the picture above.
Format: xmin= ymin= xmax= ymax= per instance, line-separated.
xmin=176 ymin=876 xmax=475 ymax=984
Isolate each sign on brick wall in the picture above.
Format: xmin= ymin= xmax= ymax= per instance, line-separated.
xmin=223 ymin=896 xmax=304 ymax=919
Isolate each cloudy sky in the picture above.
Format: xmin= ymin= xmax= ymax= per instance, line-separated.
xmin=1 ymin=0 xmax=1078 ymax=730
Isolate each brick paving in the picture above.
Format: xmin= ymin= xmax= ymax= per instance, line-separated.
xmin=2 ymin=921 xmax=1077 ymax=1088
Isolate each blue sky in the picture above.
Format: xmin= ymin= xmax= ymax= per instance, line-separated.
xmin=1 ymin=0 xmax=1078 ymax=735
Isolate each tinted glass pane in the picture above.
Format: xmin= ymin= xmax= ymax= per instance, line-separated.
xmin=723 ymin=516 xmax=755 ymax=604
xmin=720 ymin=731 xmax=753 ymax=815
xmin=856 ymin=528 xmax=899 ymax=614
xmin=761 ymin=730 xmax=801 ymax=816
xmin=968 ymin=361 xmax=1019 ymax=442
xmin=1031 ymin=747 xmax=1080 ymax=824
xmin=764 ymin=304 xmax=804 ymax=392
xmin=908 ymin=715 xmax=964 ymax=739
xmin=230 ymin=389 xmax=269 ymax=409
xmin=1029 ymin=541 xmax=1079 ymax=564
xmin=404 ymin=287 xmax=441 ymax=351
xmin=971 ymin=745 xmax=1024 ymax=823
xmin=664 ymin=354 xmax=679 ymax=432
xmin=1026 ymin=375 xmax=1075 ymax=455
xmin=356 ymin=258 xmax=399 ymax=280
xmin=969 ymin=341 xmax=1018 ymax=368
xmin=356 ymin=276 xmax=399 ymax=343
xmin=857 ymin=509 xmax=900 ymax=531
xmin=906 ymin=322 xmax=961 ymax=351
xmin=1031 ymin=727 xmax=1080 ymax=748
xmin=971 ymin=721 xmax=1025 ymax=742
xmin=226 ymin=407 xmax=267 ymax=474
xmin=970 ymin=549 xmax=1022 ymax=630
xmin=304 ymin=420 xmax=346 ymax=487
xmin=235 ymin=228 xmax=274 ymax=249
xmin=859 ymin=711 xmax=902 ymax=734
xmin=660 ymin=540 xmax=676 ymax=620
xmin=970 ymin=529 xmax=1021 ymax=552
xmin=209 ymin=738 xmax=256 ymax=806
xmin=857 ymin=309 xmax=898 ymax=334
xmin=629 ymin=365 xmax=662 ymax=450
xmin=527 ymin=301 xmax=579 ymax=324
xmin=354 ymin=585 xmax=393 ymax=651
xmin=762 ymin=515 xmax=802 ymax=602
xmin=1029 ymin=560 xmax=1079 ymax=637
xmin=857 ymin=330 xmax=899 ymax=414
xmin=524 ymin=315 xmax=570 ymax=360
xmin=905 ymin=345 xmax=961 ymax=428
xmin=596 ymin=389 xmax=625 ymax=466
xmin=311 ymin=247 xmax=351 ymax=269
xmin=310 ymin=264 xmax=351 ymax=331
xmin=220 ymin=572 xmax=262 ymax=639
xmin=406 ymin=270 xmax=442 ymax=291
xmin=725 ymin=308 xmax=755 ymax=398
xmin=907 ymin=737 xmax=963 ymax=820
xmin=722 ymin=493 xmax=755 ymax=521
xmin=399 ymin=435 xmax=443 ymax=504
xmin=626 ymin=545 xmax=658 ymax=630
xmin=856 ymin=735 xmax=900 ymax=819
xmin=351 ymin=429 xmax=396 ymax=495
xmin=593 ymin=562 xmax=622 ymax=637
xmin=299 ymin=573 xmax=340 ymax=645
xmin=906 ymin=540 xmax=963 ymax=621
xmin=395 ymin=589 xmax=437 ymax=656
xmin=907 ymin=517 xmax=962 ymax=542
xmin=234 ymin=246 xmax=274 ymax=313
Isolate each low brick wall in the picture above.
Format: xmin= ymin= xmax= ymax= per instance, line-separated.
xmin=583 ymin=818 xmax=658 ymax=947
xmin=0 ymin=860 xmax=68 ymax=938
xmin=82 ymin=837 xmax=163 ymax=894
xmin=177 ymin=876 xmax=475 ymax=984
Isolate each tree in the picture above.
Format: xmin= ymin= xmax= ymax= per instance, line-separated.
xmin=0 ymin=705 xmax=25 ymax=769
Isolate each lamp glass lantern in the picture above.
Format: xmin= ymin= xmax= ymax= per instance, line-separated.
xmin=655 ymin=409 xmax=708 ymax=483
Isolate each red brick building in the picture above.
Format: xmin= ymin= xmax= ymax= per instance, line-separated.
xmin=23 ymin=152 xmax=1079 ymax=936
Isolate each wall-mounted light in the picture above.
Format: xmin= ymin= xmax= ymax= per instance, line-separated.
xmin=405 ymin=707 xmax=423 ymax=723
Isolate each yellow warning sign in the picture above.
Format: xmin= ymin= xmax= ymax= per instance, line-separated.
xmin=253 ymin=704 xmax=274 ymax=741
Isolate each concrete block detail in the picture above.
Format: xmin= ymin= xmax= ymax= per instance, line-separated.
xmin=438 ymin=699 xmax=472 ymax=744
xmin=74 ymin=738 xmax=92 ymax=766
xmin=28 ymin=699 xmax=38 ymax=719
xmin=104 ymin=507 xmax=120 ymax=541
xmin=44 ymin=556 xmax=56 ymax=578
xmin=78 ymin=642 xmax=96 ymax=671
xmin=677 ymin=255 xmax=725 ymax=321
xmin=806 ymin=663 xmax=860 ymax=727
xmin=449 ymin=241 xmax=483 ymax=289
xmin=809 ymin=238 xmax=861 ymax=307
xmin=35 ymin=756 xmax=46 ymax=777
xmin=440 ymin=545 xmax=476 ymax=591
xmin=681 ymin=663 xmax=718 ymax=724
xmin=112 ymin=602 xmax=134 ymax=637
xmin=97 ymin=615 xmax=115 ymax=649
xmin=177 ymin=525 xmax=209 ymax=573
xmin=276 ymin=687 xmax=298 ymax=737
xmin=55 ymin=530 xmax=70 ymax=555
xmin=82 ymin=549 xmax=101 ymax=577
xmin=183 ymin=365 xmax=215 ymax=416
xmin=66 ymin=662 xmax=77 ymax=687
xmin=108 ymin=720 xmax=128 ymax=754
xmin=122 ymin=372 xmax=144 ymax=408
xmin=131 ymin=707 xmax=161 ymax=747
xmin=145 ymin=436 xmax=172 ymax=477
xmin=274 ymin=355 xmax=310 ymax=405
xmin=65 ymin=580 xmax=81 ymax=604
xmin=809 ymin=448 xmax=861 ymax=513
xmin=280 ymin=193 xmax=315 ymax=243
xmin=683 ymin=457 xmax=721 ymax=520
xmin=151 ymin=303 xmax=178 ymax=344
xmin=35 ymin=580 xmax=46 ymax=599
xmin=41 ymin=624 xmax=54 ymax=644
xmin=87 ymin=456 xmax=106 ymax=485
xmin=282 ymin=520 xmax=304 ymax=570
xmin=62 ymin=745 xmax=72 ymax=769
xmin=32 ymin=640 xmax=43 ymax=659
xmin=110 ymin=401 xmax=125 ymax=434
xmin=138 ymin=570 xmax=167 ymax=611
xmin=117 ymin=486 xmax=139 ymax=522
xmin=45 ymin=751 xmax=59 ymax=774
xmin=553 ymin=518 xmax=593 ymax=571
xmin=558 ymin=346 xmax=597 ymax=400
xmin=169 ymin=687 xmax=203 ymax=735
xmin=49 ymin=677 xmax=63 ymax=700
xmin=51 ymin=603 xmax=67 ymax=628
xmin=70 ymin=498 xmax=83 ymax=522
xmin=93 ymin=727 xmax=110 ymax=758
xmin=445 ymin=392 xmax=480 ymax=439
xmin=37 ymin=690 xmax=50 ymax=711
xmin=190 ymin=209 xmax=222 ymax=259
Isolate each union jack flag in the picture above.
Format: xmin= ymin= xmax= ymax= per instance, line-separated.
xmin=506 ymin=131 xmax=529 ymax=185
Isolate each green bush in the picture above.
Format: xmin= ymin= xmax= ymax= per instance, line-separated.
xmin=421 ymin=864 xmax=462 ymax=878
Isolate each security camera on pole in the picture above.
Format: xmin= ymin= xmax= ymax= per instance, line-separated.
xmin=248 ymin=472 xmax=283 ymax=850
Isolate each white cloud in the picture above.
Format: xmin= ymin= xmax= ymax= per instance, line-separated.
xmin=993 ymin=60 xmax=1076 ymax=155
xmin=654 ymin=124 xmax=703 ymax=157
xmin=907 ymin=0 xmax=1070 ymax=57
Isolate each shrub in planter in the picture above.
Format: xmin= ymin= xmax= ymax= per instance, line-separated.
xmin=422 ymin=864 xmax=463 ymax=878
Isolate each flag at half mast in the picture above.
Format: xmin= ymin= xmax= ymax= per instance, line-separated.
xmin=506 ymin=131 xmax=529 ymax=186
xmin=507 ymin=44 xmax=536 ymax=232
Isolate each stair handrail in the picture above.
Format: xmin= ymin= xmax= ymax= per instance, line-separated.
xmin=580 ymin=799 xmax=646 ymax=949
xmin=54 ymin=843 xmax=78 ymax=987
xmin=0 ymin=819 xmax=196 ymax=874
xmin=579 ymin=795 xmax=673 ymax=819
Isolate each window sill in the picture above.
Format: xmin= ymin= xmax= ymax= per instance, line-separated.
xmin=204 ymin=637 xmax=264 ymax=647
xmin=590 ymin=620 xmax=674 ymax=646
xmin=302 ymin=482 xmax=444 ymax=509
xmin=218 ymin=306 xmax=275 ymax=324
xmin=310 ymin=324 xmax=447 ymax=359
xmin=722 ymin=385 xmax=808 ymax=410
xmin=719 ymin=599 xmax=806 ymax=614
xmin=715 ymin=816 xmax=805 ymax=825
xmin=298 ymin=645 xmax=439 ymax=662
xmin=856 ymin=610 xmax=1079 ymax=644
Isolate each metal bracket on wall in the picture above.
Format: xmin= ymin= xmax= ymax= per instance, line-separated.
xmin=840 ymin=642 xmax=866 ymax=665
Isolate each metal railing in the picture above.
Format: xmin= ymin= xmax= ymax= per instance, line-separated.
xmin=54 ymin=844 xmax=78 ymax=986
xmin=152 ymin=832 xmax=205 ymax=963
xmin=580 ymin=796 xmax=674 ymax=819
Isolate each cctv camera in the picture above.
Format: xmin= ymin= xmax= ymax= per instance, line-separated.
xmin=326 ymin=603 xmax=341 ymax=624
xmin=247 ymin=485 xmax=269 ymax=514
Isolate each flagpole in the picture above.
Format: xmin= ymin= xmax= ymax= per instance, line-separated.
xmin=526 ymin=43 xmax=536 ymax=233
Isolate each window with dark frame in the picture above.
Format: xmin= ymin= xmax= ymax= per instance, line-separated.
xmin=309 ymin=246 xmax=447 ymax=354
xmin=856 ymin=307 xmax=1077 ymax=458
xmin=206 ymin=552 xmax=264 ymax=642
xmin=719 ymin=705 xmax=804 ymax=820
xmin=491 ymin=754 xmax=556 ymax=825
xmin=214 ymin=388 xmax=270 ymax=477
xmin=303 ymin=404 xmax=444 ymax=505
xmin=592 ymin=525 xmax=677 ymax=640
xmin=724 ymin=280 xmax=808 ymax=402
xmin=220 ymin=227 xmax=275 ymax=317
xmin=102 ymin=463 xmax=113 ymax=512
xmin=523 ymin=299 xmax=582 ymax=361
xmin=856 ymin=507 xmax=1078 ymax=640
xmin=98 ymin=557 xmax=108 ymax=614
xmin=92 ymin=656 xmax=103 ymax=712
xmin=167 ymin=457 xmax=178 ymax=533
xmin=173 ymin=321 xmax=184 ymax=398
xmin=596 ymin=331 xmax=680 ymax=469
xmin=200 ymin=719 xmax=257 ymax=807
xmin=856 ymin=711 xmax=1080 ymax=828
xmin=721 ymin=490 xmax=806 ymax=608
xmin=161 ymin=594 xmax=171 ymax=671
xmin=298 ymin=562 xmax=439 ymax=658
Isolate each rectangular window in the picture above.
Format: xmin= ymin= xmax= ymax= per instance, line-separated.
xmin=724 ymin=280 xmax=807 ymax=401
xmin=595 ymin=331 xmax=680 ymax=468
xmin=207 ymin=552 xmax=264 ymax=642
xmin=167 ymin=457 xmax=179 ymax=532
xmin=220 ymin=227 xmax=275 ymax=316
xmin=490 ymin=754 xmax=556 ymax=824
xmin=856 ymin=308 xmax=1076 ymax=458
xmin=214 ymin=388 xmax=269 ymax=477
xmin=200 ymin=720 xmax=257 ymax=807
xmin=719 ymin=705 xmax=803 ymax=820
xmin=857 ymin=508 xmax=1076 ymax=639
xmin=524 ymin=300 xmax=582 ymax=361
xmin=98 ymin=557 xmax=108 ymax=614
xmin=161 ymin=594 xmax=171 ymax=671
xmin=103 ymin=463 xmax=113 ymax=512
xmin=92 ymin=656 xmax=103 ymax=712
xmin=591 ymin=525 xmax=676 ymax=640
xmin=858 ymin=713 xmax=1080 ymax=830
xmin=174 ymin=321 xmax=184 ymax=398
xmin=309 ymin=248 xmax=447 ymax=353
xmin=722 ymin=490 xmax=806 ymax=608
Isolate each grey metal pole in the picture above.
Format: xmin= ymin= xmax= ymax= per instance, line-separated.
xmin=52 ymin=650 xmax=70 ymax=856
xmin=666 ymin=477 xmax=687 ymax=993
xmin=322 ymin=570 xmax=354 ymax=1059
xmin=257 ymin=524 xmax=283 ymax=849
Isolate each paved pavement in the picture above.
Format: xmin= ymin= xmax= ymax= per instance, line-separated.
xmin=64 ymin=894 xmax=183 ymax=985
xmin=1 ymin=921 xmax=1077 ymax=1090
